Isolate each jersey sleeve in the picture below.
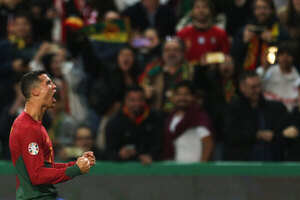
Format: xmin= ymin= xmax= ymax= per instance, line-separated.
xmin=196 ymin=126 xmax=211 ymax=139
xmin=51 ymin=161 xmax=77 ymax=169
xmin=220 ymin=30 xmax=230 ymax=54
xmin=21 ymin=127 xmax=81 ymax=186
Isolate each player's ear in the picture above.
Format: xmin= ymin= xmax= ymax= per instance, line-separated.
xmin=31 ymin=88 xmax=40 ymax=97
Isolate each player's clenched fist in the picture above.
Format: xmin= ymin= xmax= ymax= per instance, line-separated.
xmin=83 ymin=151 xmax=96 ymax=167
xmin=76 ymin=157 xmax=90 ymax=174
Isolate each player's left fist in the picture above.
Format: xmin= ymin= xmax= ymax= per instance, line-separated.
xmin=83 ymin=151 xmax=96 ymax=167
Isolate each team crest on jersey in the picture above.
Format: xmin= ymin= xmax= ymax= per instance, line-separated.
xmin=198 ymin=36 xmax=206 ymax=45
xmin=28 ymin=142 xmax=39 ymax=155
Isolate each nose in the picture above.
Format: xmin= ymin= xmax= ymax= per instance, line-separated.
xmin=52 ymin=82 xmax=57 ymax=89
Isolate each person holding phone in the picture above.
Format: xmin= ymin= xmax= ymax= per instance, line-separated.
xmin=231 ymin=0 xmax=290 ymax=71
xmin=177 ymin=0 xmax=230 ymax=65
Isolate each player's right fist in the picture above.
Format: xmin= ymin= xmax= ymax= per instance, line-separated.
xmin=76 ymin=157 xmax=90 ymax=174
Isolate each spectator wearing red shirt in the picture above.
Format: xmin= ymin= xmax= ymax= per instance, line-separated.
xmin=177 ymin=0 xmax=230 ymax=65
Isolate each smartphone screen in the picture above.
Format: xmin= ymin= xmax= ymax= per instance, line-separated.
xmin=132 ymin=38 xmax=151 ymax=48
xmin=206 ymin=52 xmax=225 ymax=64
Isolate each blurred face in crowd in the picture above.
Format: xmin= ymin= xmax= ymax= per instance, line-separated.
xmin=192 ymin=0 xmax=211 ymax=23
xmin=219 ymin=56 xmax=234 ymax=79
xmin=104 ymin=11 xmax=121 ymax=21
xmin=144 ymin=29 xmax=160 ymax=49
xmin=2 ymin=0 xmax=22 ymax=8
xmin=174 ymin=86 xmax=194 ymax=110
xmin=240 ymin=76 xmax=262 ymax=103
xmin=50 ymin=55 xmax=63 ymax=77
xmin=118 ymin=48 xmax=135 ymax=72
xmin=293 ymin=0 xmax=300 ymax=11
xmin=31 ymin=5 xmax=42 ymax=18
xmin=163 ymin=40 xmax=184 ymax=67
xmin=278 ymin=52 xmax=294 ymax=70
xmin=13 ymin=16 xmax=32 ymax=39
xmin=142 ymin=0 xmax=159 ymax=11
xmin=48 ymin=47 xmax=66 ymax=77
xmin=75 ymin=127 xmax=94 ymax=152
xmin=125 ymin=91 xmax=145 ymax=116
xmin=254 ymin=0 xmax=273 ymax=23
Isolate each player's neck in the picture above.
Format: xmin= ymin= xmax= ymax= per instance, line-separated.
xmin=24 ymin=101 xmax=46 ymax=122
xmin=193 ymin=20 xmax=212 ymax=30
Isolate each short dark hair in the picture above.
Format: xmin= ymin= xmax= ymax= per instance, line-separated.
xmin=74 ymin=124 xmax=95 ymax=140
xmin=124 ymin=85 xmax=144 ymax=98
xmin=14 ymin=11 xmax=32 ymax=25
xmin=193 ymin=0 xmax=215 ymax=15
xmin=163 ymin=36 xmax=185 ymax=52
xmin=253 ymin=0 xmax=276 ymax=13
xmin=175 ymin=81 xmax=196 ymax=94
xmin=20 ymin=70 xmax=46 ymax=100
xmin=277 ymin=42 xmax=296 ymax=57
xmin=239 ymin=71 xmax=259 ymax=83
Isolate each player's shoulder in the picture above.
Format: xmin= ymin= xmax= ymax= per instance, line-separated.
xmin=210 ymin=25 xmax=228 ymax=35
xmin=12 ymin=112 xmax=41 ymax=136
xmin=177 ymin=25 xmax=194 ymax=35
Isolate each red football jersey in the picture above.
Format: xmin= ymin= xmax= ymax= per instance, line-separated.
xmin=9 ymin=111 xmax=81 ymax=199
xmin=177 ymin=25 xmax=230 ymax=63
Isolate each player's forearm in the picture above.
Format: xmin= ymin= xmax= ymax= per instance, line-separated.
xmin=51 ymin=161 xmax=76 ymax=168
xmin=29 ymin=164 xmax=81 ymax=185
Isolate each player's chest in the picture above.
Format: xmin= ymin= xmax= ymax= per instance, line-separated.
xmin=188 ymin=33 xmax=220 ymax=47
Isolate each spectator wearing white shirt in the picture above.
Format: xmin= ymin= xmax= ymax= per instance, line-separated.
xmin=163 ymin=81 xmax=214 ymax=162
xmin=257 ymin=42 xmax=300 ymax=112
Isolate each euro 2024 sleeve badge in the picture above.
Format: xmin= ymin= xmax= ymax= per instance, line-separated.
xmin=28 ymin=142 xmax=39 ymax=155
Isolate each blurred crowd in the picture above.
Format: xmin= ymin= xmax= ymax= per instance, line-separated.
xmin=0 ymin=0 xmax=300 ymax=163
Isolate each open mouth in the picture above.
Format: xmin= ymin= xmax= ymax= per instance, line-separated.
xmin=52 ymin=90 xmax=57 ymax=103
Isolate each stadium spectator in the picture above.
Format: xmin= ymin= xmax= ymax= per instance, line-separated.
xmin=58 ymin=125 xmax=102 ymax=161
xmin=194 ymin=54 xmax=238 ymax=159
xmin=74 ymin=125 xmax=100 ymax=155
xmin=139 ymin=38 xmax=194 ymax=113
xmin=29 ymin=0 xmax=55 ymax=41
xmin=176 ymin=0 xmax=230 ymax=65
xmin=0 ymin=74 xmax=25 ymax=159
xmin=225 ymin=0 xmax=253 ymax=37
xmin=91 ymin=47 xmax=140 ymax=150
xmin=122 ymin=0 xmax=177 ymax=38
xmin=223 ymin=71 xmax=287 ymax=161
xmin=163 ymin=81 xmax=214 ymax=162
xmin=277 ymin=86 xmax=300 ymax=161
xmin=105 ymin=85 xmax=163 ymax=165
xmin=278 ymin=0 xmax=300 ymax=68
xmin=257 ymin=42 xmax=300 ymax=111
xmin=0 ymin=12 xmax=40 ymax=110
xmin=0 ymin=0 xmax=28 ymax=39
xmin=90 ymin=47 xmax=139 ymax=116
xmin=231 ymin=0 xmax=290 ymax=71
xmin=135 ymin=28 xmax=162 ymax=71
xmin=29 ymin=42 xmax=89 ymax=122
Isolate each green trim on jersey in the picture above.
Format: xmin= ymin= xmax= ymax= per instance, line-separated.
xmin=15 ymin=156 xmax=57 ymax=200
xmin=65 ymin=164 xmax=82 ymax=178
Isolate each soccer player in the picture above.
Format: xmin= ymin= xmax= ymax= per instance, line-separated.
xmin=9 ymin=70 xmax=96 ymax=200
